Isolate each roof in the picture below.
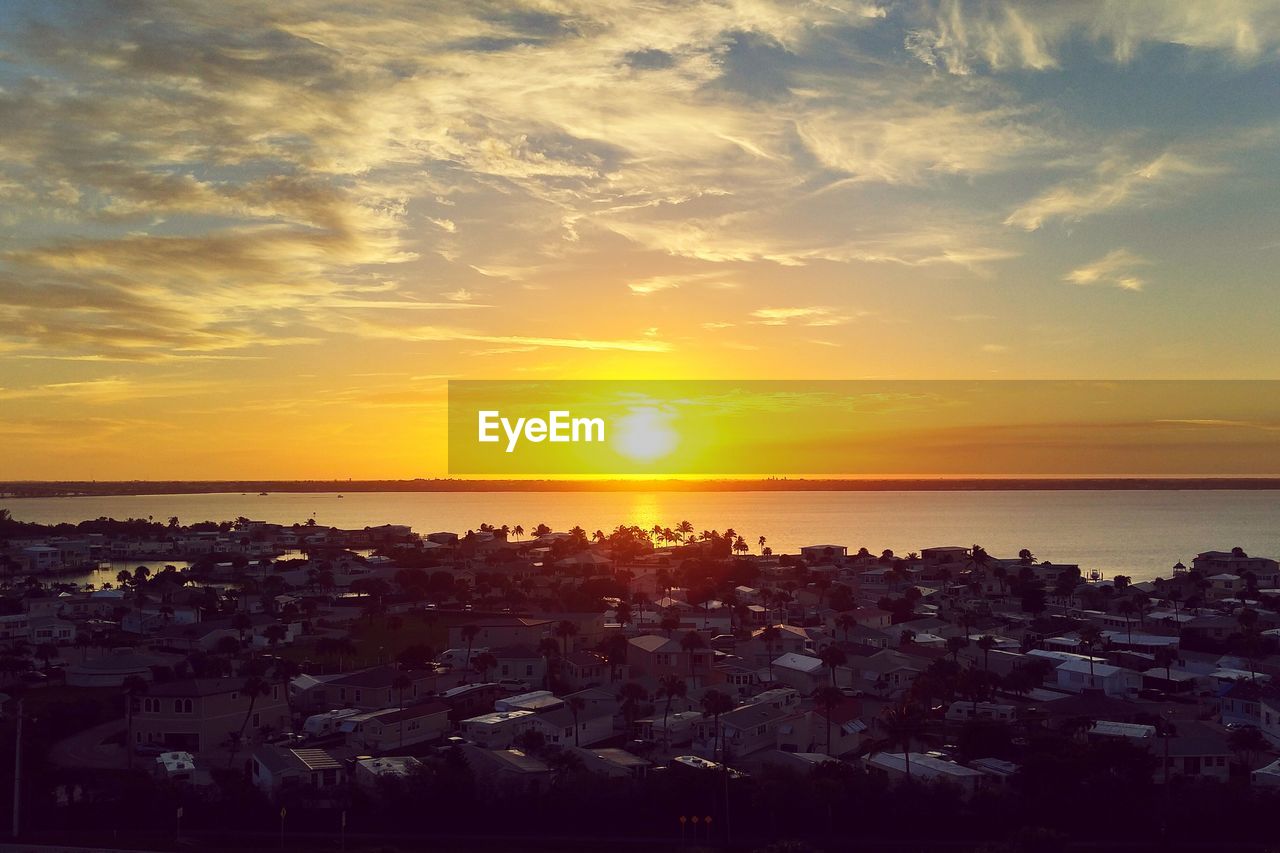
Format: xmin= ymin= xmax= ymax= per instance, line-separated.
xmin=146 ymin=678 xmax=248 ymax=698
xmin=1089 ymin=720 xmax=1155 ymax=739
xmin=773 ymin=653 xmax=824 ymax=673
xmin=1056 ymin=659 xmax=1126 ymax=678
xmin=576 ymin=747 xmax=650 ymax=768
xmin=366 ymin=701 xmax=449 ymax=725
xmin=629 ymin=635 xmax=680 ymax=653
xmin=328 ymin=665 xmax=432 ymax=689
xmin=867 ymin=753 xmax=983 ymax=778
xmin=463 ymin=710 xmax=535 ymax=726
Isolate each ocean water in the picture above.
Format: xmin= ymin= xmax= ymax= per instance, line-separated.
xmin=5 ymin=490 xmax=1280 ymax=583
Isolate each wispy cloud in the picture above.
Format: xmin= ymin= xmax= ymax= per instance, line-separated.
xmin=1065 ymin=249 xmax=1150 ymax=291
xmin=750 ymin=306 xmax=858 ymax=326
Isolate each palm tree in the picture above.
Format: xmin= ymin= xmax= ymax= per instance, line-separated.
xmin=1117 ymin=600 xmax=1136 ymax=645
xmin=473 ymin=652 xmax=497 ymax=682
xmin=813 ymin=686 xmax=844 ymax=755
xmin=699 ymin=689 xmax=735 ymax=762
xmin=1078 ymin=624 xmax=1104 ymax=685
xmin=835 ymin=613 xmax=855 ymax=642
xmin=758 ymin=535 xmax=767 ymax=554
xmin=657 ymin=674 xmax=687 ymax=748
xmin=680 ymin=631 xmax=707 ymax=679
xmin=567 ymin=695 xmax=586 ymax=746
xmin=676 ymin=520 xmax=694 ymax=544
xmin=123 ymin=675 xmax=148 ymax=769
xmin=231 ymin=675 xmax=271 ymax=767
xmin=538 ymin=637 xmax=561 ymax=689
xmin=1154 ymin=646 xmax=1177 ymax=687
xmin=513 ymin=524 xmax=524 ymax=541
xmin=878 ymin=702 xmax=925 ymax=782
xmin=619 ymin=682 xmax=647 ymax=732
xmin=660 ymin=613 xmax=681 ymax=637
xmin=946 ymin=635 xmax=969 ymax=664
xmin=760 ymin=625 xmax=780 ymax=681
xmin=554 ymin=620 xmax=579 ymax=656
xmin=976 ymin=635 xmax=997 ymax=672
xmin=460 ymin=624 xmax=479 ymax=669
xmin=817 ymin=644 xmax=847 ymax=688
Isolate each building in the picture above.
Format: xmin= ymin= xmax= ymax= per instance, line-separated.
xmin=448 ymin=618 xmax=554 ymax=650
xmin=1054 ymin=659 xmax=1141 ymax=698
xmin=131 ymin=678 xmax=290 ymax=755
xmin=251 ymin=745 xmax=348 ymax=794
xmin=769 ymin=653 xmax=827 ymax=695
xmin=460 ymin=710 xmax=536 ymax=748
xmin=354 ymin=756 xmax=422 ymax=790
xmin=570 ymin=747 xmax=651 ymax=780
xmin=352 ymin=702 xmax=450 ymax=752
xmin=864 ymin=753 xmax=986 ymax=793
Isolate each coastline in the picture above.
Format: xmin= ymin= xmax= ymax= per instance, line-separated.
xmin=6 ymin=477 xmax=1280 ymax=498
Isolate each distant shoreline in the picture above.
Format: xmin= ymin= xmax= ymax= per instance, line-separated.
xmin=6 ymin=477 xmax=1280 ymax=497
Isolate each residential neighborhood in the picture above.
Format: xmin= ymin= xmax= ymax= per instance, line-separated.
xmin=5 ymin=511 xmax=1280 ymax=848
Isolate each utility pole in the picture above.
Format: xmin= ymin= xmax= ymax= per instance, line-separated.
xmin=12 ymin=698 xmax=23 ymax=839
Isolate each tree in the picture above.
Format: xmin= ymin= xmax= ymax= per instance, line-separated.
xmin=657 ymin=674 xmax=687 ymax=748
xmin=231 ymin=675 xmax=271 ymax=767
xmin=123 ymin=674 xmax=148 ymax=769
xmin=946 ymin=635 xmax=969 ymax=664
xmin=619 ymin=681 xmax=647 ymax=731
xmin=1078 ymin=624 xmax=1104 ymax=684
xmin=813 ymin=686 xmax=844 ymax=755
xmin=817 ymin=644 xmax=847 ymax=687
xmin=554 ymin=620 xmax=579 ymax=656
xmin=472 ymin=652 xmax=497 ymax=682
xmin=680 ymin=631 xmax=707 ymax=678
xmin=1229 ymin=725 xmax=1269 ymax=768
xmin=1154 ymin=646 xmax=1177 ymax=687
xmin=567 ymin=695 xmax=586 ymax=746
xmin=699 ymin=689 xmax=735 ymax=762
xmin=760 ymin=625 xmax=780 ymax=681
xmin=1117 ymin=600 xmax=1136 ymax=645
xmin=835 ymin=613 xmax=856 ymax=642
xmin=460 ymin=624 xmax=480 ymax=669
xmin=878 ymin=702 xmax=925 ymax=781
xmin=538 ymin=637 xmax=561 ymax=690
xmin=660 ymin=613 xmax=681 ymax=638
xmin=976 ymin=635 xmax=997 ymax=672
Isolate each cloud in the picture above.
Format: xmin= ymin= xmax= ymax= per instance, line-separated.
xmin=1005 ymin=151 xmax=1220 ymax=231
xmin=627 ymin=271 xmax=731 ymax=295
xmin=905 ymin=0 xmax=1280 ymax=75
xmin=1064 ymin=249 xmax=1150 ymax=291
xmin=750 ymin=306 xmax=857 ymax=326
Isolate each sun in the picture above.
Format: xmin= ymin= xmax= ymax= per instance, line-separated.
xmin=613 ymin=407 xmax=679 ymax=463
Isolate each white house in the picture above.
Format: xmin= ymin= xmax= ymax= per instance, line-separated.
xmin=1054 ymin=659 xmax=1140 ymax=698
xmin=460 ymin=710 xmax=536 ymax=748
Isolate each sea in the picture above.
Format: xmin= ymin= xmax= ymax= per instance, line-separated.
xmin=5 ymin=489 xmax=1280 ymax=586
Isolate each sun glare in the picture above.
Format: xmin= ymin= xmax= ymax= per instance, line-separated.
xmin=613 ymin=407 xmax=678 ymax=463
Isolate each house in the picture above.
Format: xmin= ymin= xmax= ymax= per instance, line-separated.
xmin=352 ymin=702 xmax=450 ymax=752
xmin=490 ymin=644 xmax=546 ymax=687
xmin=319 ymin=666 xmax=439 ymax=711
xmin=131 ymin=678 xmax=290 ymax=755
xmin=801 ymin=545 xmax=848 ymax=561
xmin=460 ymin=710 xmax=536 ymax=748
xmin=1220 ymin=682 xmax=1280 ymax=747
xmin=864 ymin=753 xmax=985 ymax=793
xmin=250 ymin=745 xmax=348 ymax=795
xmin=1053 ymin=659 xmax=1140 ymax=698
xmin=1087 ymin=720 xmax=1155 ymax=744
xmin=770 ymin=653 xmax=827 ymax=695
xmin=777 ymin=700 xmax=869 ymax=757
xmin=448 ymin=618 xmax=554 ymax=651
xmin=440 ymin=682 xmax=505 ymax=723
xmin=495 ymin=690 xmax=564 ymax=714
xmin=570 ymin=746 xmax=652 ymax=780
xmin=528 ymin=704 xmax=612 ymax=747
xmin=627 ymin=634 xmax=713 ymax=684
xmin=460 ymin=745 xmax=552 ymax=793
xmin=561 ymin=651 xmax=610 ymax=688
xmin=856 ymin=650 xmax=923 ymax=696
xmin=945 ymin=701 xmax=1017 ymax=724
xmin=1161 ymin=721 xmax=1231 ymax=782
xmin=354 ymin=756 xmax=422 ymax=790
xmin=637 ymin=710 xmax=703 ymax=746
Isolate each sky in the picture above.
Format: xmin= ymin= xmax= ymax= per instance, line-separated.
xmin=1 ymin=0 xmax=1279 ymax=479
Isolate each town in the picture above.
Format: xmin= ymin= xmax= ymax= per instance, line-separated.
xmin=4 ymin=509 xmax=1280 ymax=850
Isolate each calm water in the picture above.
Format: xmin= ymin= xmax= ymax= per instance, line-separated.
xmin=6 ymin=490 xmax=1280 ymax=583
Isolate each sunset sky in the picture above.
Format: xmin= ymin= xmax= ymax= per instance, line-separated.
xmin=2 ymin=1 xmax=1279 ymax=479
